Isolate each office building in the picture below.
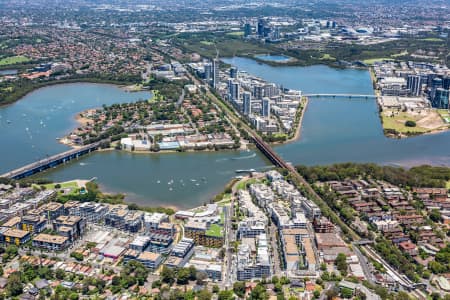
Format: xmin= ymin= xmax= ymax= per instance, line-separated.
xmin=257 ymin=19 xmax=265 ymax=37
xmin=432 ymin=88 xmax=449 ymax=109
xmin=244 ymin=23 xmax=252 ymax=37
xmin=243 ymin=91 xmax=252 ymax=115
xmin=407 ymin=74 xmax=422 ymax=96
xmin=253 ymin=85 xmax=264 ymax=100
xmin=204 ymin=63 xmax=212 ymax=81
xmin=263 ymin=83 xmax=280 ymax=98
xmin=271 ymin=27 xmax=280 ymax=40
xmin=262 ymin=97 xmax=270 ymax=117
xmin=229 ymin=80 xmax=240 ymax=102
xmin=263 ymin=26 xmax=271 ymax=38
xmin=212 ymin=59 xmax=219 ymax=89
xmin=426 ymin=73 xmax=437 ymax=87
xmin=430 ymin=77 xmax=443 ymax=101
xmin=443 ymin=76 xmax=450 ymax=90
xmin=230 ymin=66 xmax=238 ymax=79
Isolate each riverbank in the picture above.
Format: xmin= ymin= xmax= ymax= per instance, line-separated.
xmin=370 ymin=66 xmax=450 ymax=139
xmin=0 ymin=77 xmax=140 ymax=107
xmin=380 ymin=107 xmax=450 ymax=139
xmin=238 ymin=53 xmax=368 ymax=70
xmin=75 ymin=109 xmax=95 ymax=127
xmin=56 ymin=180 xmax=178 ymax=214
xmin=252 ymin=54 xmax=298 ymax=64
xmin=267 ymin=96 xmax=308 ymax=145
xmin=286 ymin=96 xmax=309 ymax=143
xmin=117 ymin=147 xmax=243 ymax=155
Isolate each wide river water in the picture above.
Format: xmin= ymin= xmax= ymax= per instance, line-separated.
xmin=1 ymin=59 xmax=449 ymax=208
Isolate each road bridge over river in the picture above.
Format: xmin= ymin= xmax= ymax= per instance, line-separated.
xmin=1 ymin=142 xmax=101 ymax=180
xmin=304 ymin=93 xmax=376 ymax=99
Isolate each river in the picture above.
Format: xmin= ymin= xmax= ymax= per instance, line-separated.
xmin=223 ymin=57 xmax=450 ymax=167
xmin=1 ymin=61 xmax=449 ymax=208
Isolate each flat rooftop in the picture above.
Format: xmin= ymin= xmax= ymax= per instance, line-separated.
xmin=138 ymin=251 xmax=161 ymax=261
xmin=33 ymin=233 xmax=68 ymax=245
xmin=4 ymin=228 xmax=29 ymax=238
xmin=55 ymin=215 xmax=81 ymax=226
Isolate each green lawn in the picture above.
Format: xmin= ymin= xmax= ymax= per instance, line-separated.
xmin=227 ymin=31 xmax=244 ymax=37
xmin=206 ymin=224 xmax=223 ymax=237
xmin=437 ymin=109 xmax=450 ymax=123
xmin=43 ymin=181 xmax=79 ymax=190
xmin=319 ymin=53 xmax=336 ymax=61
xmin=41 ymin=181 xmax=80 ymax=196
xmin=0 ymin=55 xmax=30 ymax=66
xmin=363 ymin=57 xmax=394 ymax=65
xmin=446 ymin=181 xmax=450 ymax=190
xmin=150 ymin=90 xmax=163 ymax=102
xmin=420 ymin=38 xmax=443 ymax=42
xmin=391 ymin=50 xmax=408 ymax=57
xmin=180 ymin=37 xmax=271 ymax=58
xmin=382 ymin=112 xmax=429 ymax=134
xmin=217 ymin=194 xmax=232 ymax=206
xmin=217 ymin=199 xmax=231 ymax=207
xmin=272 ymin=133 xmax=288 ymax=139
xmin=235 ymin=178 xmax=261 ymax=190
